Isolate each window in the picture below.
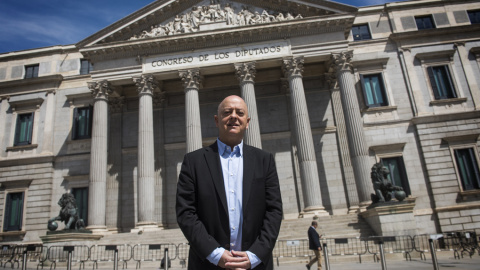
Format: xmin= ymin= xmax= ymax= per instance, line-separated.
xmin=352 ymin=24 xmax=372 ymax=41
xmin=415 ymin=15 xmax=435 ymax=30
xmin=454 ymin=148 xmax=480 ymax=191
xmin=381 ymin=157 xmax=411 ymax=196
xmin=3 ymin=192 xmax=24 ymax=231
xmin=468 ymin=10 xmax=480 ymax=24
xmin=427 ymin=65 xmax=457 ymax=100
xmin=14 ymin=112 xmax=34 ymax=146
xmin=80 ymin=59 xmax=93 ymax=75
xmin=360 ymin=74 xmax=388 ymax=107
xmin=24 ymin=64 xmax=39 ymax=79
xmin=71 ymin=188 xmax=88 ymax=225
xmin=72 ymin=106 xmax=93 ymax=140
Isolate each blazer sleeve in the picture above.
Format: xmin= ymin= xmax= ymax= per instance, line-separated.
xmin=309 ymin=227 xmax=321 ymax=249
xmin=247 ymin=152 xmax=283 ymax=262
xmin=176 ymin=153 xmax=221 ymax=260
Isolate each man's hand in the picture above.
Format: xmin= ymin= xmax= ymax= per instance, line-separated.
xmin=224 ymin=250 xmax=251 ymax=270
xmin=218 ymin=250 xmax=251 ymax=269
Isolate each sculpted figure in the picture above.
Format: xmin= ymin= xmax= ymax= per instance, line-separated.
xmin=370 ymin=163 xmax=404 ymax=203
xmin=224 ymin=3 xmax=236 ymax=25
xmin=201 ymin=6 xmax=211 ymax=23
xmin=190 ymin=6 xmax=201 ymax=28
xmin=276 ymin=13 xmax=285 ymax=21
xmin=261 ymin=10 xmax=276 ymax=23
xmin=48 ymin=193 xmax=85 ymax=230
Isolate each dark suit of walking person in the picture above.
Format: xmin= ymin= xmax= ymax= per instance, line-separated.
xmin=176 ymin=95 xmax=283 ymax=270
xmin=306 ymin=221 xmax=322 ymax=270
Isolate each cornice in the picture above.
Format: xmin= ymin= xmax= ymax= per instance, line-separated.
xmin=412 ymin=110 xmax=480 ymax=125
xmin=80 ymin=14 xmax=355 ymax=62
xmin=0 ymin=75 xmax=64 ymax=92
xmin=390 ymin=24 xmax=480 ymax=42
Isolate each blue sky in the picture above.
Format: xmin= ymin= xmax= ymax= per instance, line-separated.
xmin=0 ymin=0 xmax=407 ymax=54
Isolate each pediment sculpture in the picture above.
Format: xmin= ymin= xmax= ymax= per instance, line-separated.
xmin=130 ymin=1 xmax=303 ymax=40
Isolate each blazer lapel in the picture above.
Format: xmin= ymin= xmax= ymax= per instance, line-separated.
xmin=242 ymin=145 xmax=255 ymax=212
xmin=204 ymin=142 xmax=228 ymax=215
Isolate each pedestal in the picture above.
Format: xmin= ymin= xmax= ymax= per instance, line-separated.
xmin=40 ymin=230 xmax=103 ymax=243
xmin=360 ymin=198 xmax=417 ymax=236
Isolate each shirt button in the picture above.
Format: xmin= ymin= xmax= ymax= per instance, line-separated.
xmin=231 ymin=243 xmax=235 ymax=247
xmin=232 ymin=226 xmax=235 ymax=230
xmin=231 ymin=208 xmax=235 ymax=211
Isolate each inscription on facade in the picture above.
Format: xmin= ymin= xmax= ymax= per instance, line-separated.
xmin=144 ymin=41 xmax=291 ymax=72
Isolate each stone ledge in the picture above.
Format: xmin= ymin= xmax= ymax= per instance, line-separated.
xmin=0 ymin=231 xmax=26 ymax=241
xmin=40 ymin=233 xmax=103 ymax=243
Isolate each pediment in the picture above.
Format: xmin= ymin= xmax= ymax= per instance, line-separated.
xmin=77 ymin=0 xmax=357 ymax=48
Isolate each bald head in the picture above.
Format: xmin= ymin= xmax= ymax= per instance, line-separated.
xmin=215 ymin=95 xmax=250 ymax=149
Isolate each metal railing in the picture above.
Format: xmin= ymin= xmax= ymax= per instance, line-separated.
xmin=132 ymin=243 xmax=176 ymax=269
xmin=4 ymin=231 xmax=478 ymax=269
xmin=89 ymin=244 xmax=132 ymax=269
xmin=45 ymin=245 xmax=90 ymax=270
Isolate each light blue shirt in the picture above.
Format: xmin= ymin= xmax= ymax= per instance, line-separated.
xmin=206 ymin=139 xmax=261 ymax=269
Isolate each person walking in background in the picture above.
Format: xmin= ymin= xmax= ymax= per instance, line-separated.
xmin=306 ymin=220 xmax=322 ymax=270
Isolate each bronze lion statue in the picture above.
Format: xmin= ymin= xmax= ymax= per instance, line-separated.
xmin=370 ymin=163 xmax=404 ymax=203
xmin=48 ymin=193 xmax=85 ymax=230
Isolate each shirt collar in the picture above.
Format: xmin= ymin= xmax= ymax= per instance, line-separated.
xmin=217 ymin=138 xmax=243 ymax=157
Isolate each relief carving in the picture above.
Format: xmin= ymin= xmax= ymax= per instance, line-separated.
xmin=130 ymin=1 xmax=303 ymax=40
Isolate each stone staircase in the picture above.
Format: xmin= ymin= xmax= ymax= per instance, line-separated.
xmin=37 ymin=214 xmax=376 ymax=269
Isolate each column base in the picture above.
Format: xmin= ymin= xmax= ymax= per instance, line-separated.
xmin=299 ymin=206 xmax=329 ymax=218
xmin=348 ymin=205 xmax=360 ymax=214
xmin=85 ymin=225 xmax=110 ymax=235
xmin=131 ymin=222 xmax=162 ymax=234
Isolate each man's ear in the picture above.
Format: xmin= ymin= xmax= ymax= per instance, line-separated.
xmin=246 ymin=117 xmax=251 ymax=129
xmin=214 ymin=115 xmax=219 ymax=127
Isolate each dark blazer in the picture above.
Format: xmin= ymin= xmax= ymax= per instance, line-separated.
xmin=176 ymin=142 xmax=283 ymax=270
xmin=308 ymin=226 xmax=321 ymax=250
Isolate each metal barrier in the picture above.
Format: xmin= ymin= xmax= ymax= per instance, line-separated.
xmin=320 ymin=237 xmax=367 ymax=263
xmin=89 ymin=244 xmax=132 ymax=269
xmin=0 ymin=245 xmax=16 ymax=268
xmin=175 ymin=243 xmax=189 ymax=268
xmin=46 ymin=245 xmax=90 ymax=270
xmin=132 ymin=243 xmax=176 ymax=269
xmin=6 ymin=244 xmax=44 ymax=269
xmin=272 ymin=239 xmax=311 ymax=266
xmin=365 ymin=236 xmax=414 ymax=262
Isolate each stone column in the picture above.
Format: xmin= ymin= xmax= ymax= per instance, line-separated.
xmin=133 ymin=75 xmax=158 ymax=230
xmin=326 ymin=72 xmax=359 ymax=212
xmin=42 ymin=90 xmax=56 ymax=154
xmin=331 ymin=52 xmax=371 ymax=206
xmin=455 ymin=43 xmax=480 ymax=109
xmin=106 ymin=97 xmax=124 ymax=232
xmin=0 ymin=97 xmax=9 ymax=157
xmin=234 ymin=62 xmax=262 ymax=149
xmin=180 ymin=69 xmax=203 ymax=153
xmin=282 ymin=56 xmax=327 ymax=216
xmin=87 ymin=80 xmax=112 ymax=233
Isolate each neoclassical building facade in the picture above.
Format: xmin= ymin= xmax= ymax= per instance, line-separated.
xmin=1 ymin=0 xmax=480 ymax=242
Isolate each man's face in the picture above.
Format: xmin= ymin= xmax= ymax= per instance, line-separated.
xmin=215 ymin=96 xmax=250 ymax=144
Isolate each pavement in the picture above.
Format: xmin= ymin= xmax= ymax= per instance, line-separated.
xmin=16 ymin=252 xmax=480 ymax=270
xmin=274 ymin=257 xmax=480 ymax=270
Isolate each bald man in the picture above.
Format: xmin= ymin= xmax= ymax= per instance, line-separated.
xmin=176 ymin=95 xmax=283 ymax=270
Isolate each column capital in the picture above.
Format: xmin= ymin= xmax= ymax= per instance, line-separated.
xmin=109 ymin=96 xmax=125 ymax=113
xmin=234 ymin=62 xmax=256 ymax=85
xmin=282 ymin=56 xmax=304 ymax=79
xmin=179 ymin=69 xmax=202 ymax=90
xmin=134 ymin=74 xmax=160 ymax=96
xmin=326 ymin=72 xmax=338 ymax=90
xmin=88 ymin=80 xmax=114 ymax=101
xmin=45 ymin=89 xmax=56 ymax=96
xmin=331 ymin=51 xmax=354 ymax=73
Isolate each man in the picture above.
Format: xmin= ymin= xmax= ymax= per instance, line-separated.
xmin=306 ymin=221 xmax=322 ymax=270
xmin=176 ymin=95 xmax=283 ymax=269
